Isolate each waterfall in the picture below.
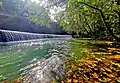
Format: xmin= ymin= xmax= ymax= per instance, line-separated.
xmin=0 ymin=30 xmax=72 ymax=42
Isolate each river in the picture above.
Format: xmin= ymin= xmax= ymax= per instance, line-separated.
xmin=0 ymin=38 xmax=71 ymax=82
xmin=0 ymin=39 xmax=118 ymax=82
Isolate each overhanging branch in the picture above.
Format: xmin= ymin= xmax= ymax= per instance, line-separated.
xmin=78 ymin=2 xmax=120 ymax=41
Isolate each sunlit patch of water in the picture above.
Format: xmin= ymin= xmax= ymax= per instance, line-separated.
xmin=0 ymin=39 xmax=69 ymax=82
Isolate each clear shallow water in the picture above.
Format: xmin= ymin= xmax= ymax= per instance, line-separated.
xmin=0 ymin=39 xmax=69 ymax=82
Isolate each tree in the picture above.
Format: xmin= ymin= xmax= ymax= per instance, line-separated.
xmin=0 ymin=0 xmax=50 ymax=25
xmin=77 ymin=0 xmax=120 ymax=40
xmin=57 ymin=0 xmax=120 ymax=41
xmin=28 ymin=3 xmax=50 ymax=25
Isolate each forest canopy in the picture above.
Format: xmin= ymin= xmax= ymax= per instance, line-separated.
xmin=56 ymin=0 xmax=120 ymax=41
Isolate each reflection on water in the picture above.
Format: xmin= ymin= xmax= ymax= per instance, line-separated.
xmin=0 ymin=39 xmax=69 ymax=82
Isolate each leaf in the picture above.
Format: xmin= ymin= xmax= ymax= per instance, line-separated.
xmin=92 ymin=73 xmax=99 ymax=78
xmin=67 ymin=79 xmax=72 ymax=82
xmin=77 ymin=0 xmax=84 ymax=3
xmin=73 ymin=79 xmax=78 ymax=83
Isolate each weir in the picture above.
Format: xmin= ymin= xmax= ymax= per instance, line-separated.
xmin=0 ymin=29 xmax=72 ymax=42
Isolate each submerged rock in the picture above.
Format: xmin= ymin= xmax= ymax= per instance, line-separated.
xmin=24 ymin=55 xmax=67 ymax=83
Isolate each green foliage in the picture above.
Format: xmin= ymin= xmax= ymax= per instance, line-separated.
xmin=57 ymin=0 xmax=120 ymax=39
xmin=28 ymin=3 xmax=50 ymax=25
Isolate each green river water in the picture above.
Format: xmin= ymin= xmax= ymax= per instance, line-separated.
xmin=0 ymin=39 xmax=71 ymax=82
xmin=0 ymin=39 xmax=95 ymax=82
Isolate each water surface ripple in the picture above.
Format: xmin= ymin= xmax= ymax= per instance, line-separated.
xmin=0 ymin=39 xmax=69 ymax=82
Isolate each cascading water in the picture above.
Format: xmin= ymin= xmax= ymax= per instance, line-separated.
xmin=0 ymin=29 xmax=72 ymax=42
